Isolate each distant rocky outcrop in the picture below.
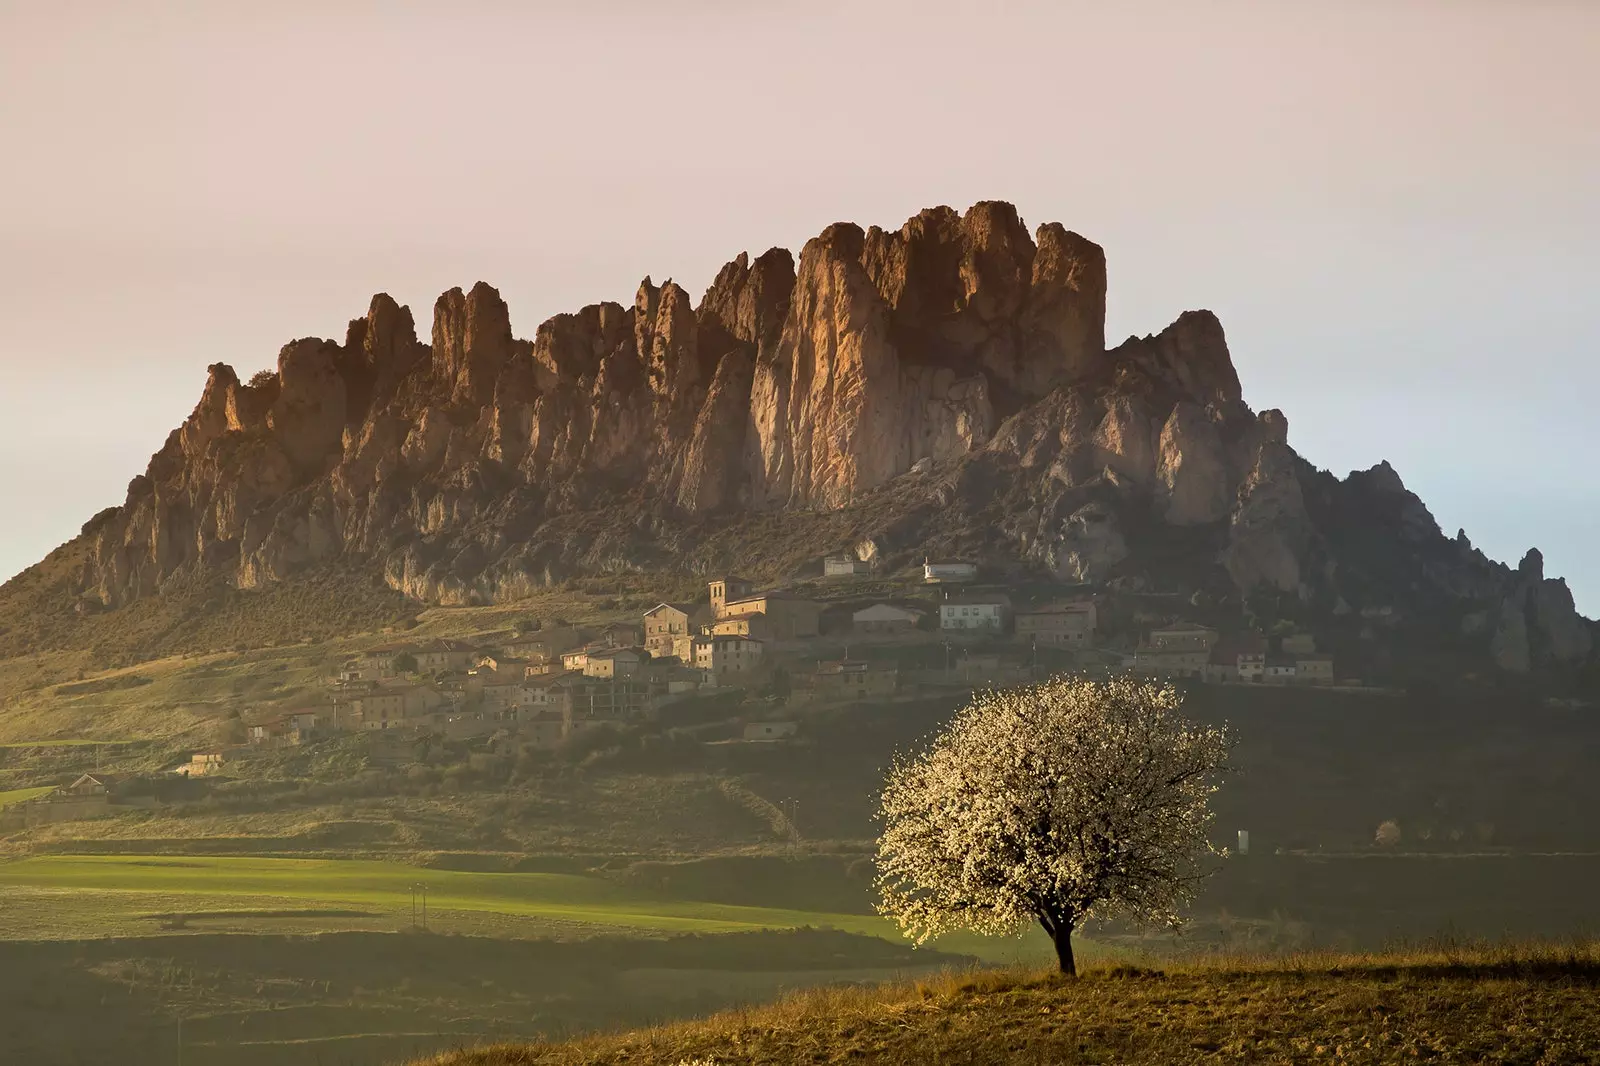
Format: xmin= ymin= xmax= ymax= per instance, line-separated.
xmin=1487 ymin=550 xmax=1594 ymax=673
xmin=26 ymin=200 xmax=1591 ymax=675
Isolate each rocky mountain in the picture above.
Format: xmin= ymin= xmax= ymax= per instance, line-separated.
xmin=25 ymin=201 xmax=1595 ymax=674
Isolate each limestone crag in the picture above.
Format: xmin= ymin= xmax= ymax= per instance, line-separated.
xmin=1488 ymin=550 xmax=1594 ymax=672
xmin=57 ymin=200 xmax=1594 ymax=674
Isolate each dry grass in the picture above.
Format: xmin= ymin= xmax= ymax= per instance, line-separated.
xmin=417 ymin=941 xmax=1600 ymax=1065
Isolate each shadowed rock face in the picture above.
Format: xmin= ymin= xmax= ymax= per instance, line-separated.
xmin=57 ymin=200 xmax=1593 ymax=672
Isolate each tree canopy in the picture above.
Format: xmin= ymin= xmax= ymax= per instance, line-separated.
xmin=874 ymin=676 xmax=1232 ymax=974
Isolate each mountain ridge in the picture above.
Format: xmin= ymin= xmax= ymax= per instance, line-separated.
xmin=6 ymin=200 xmax=1593 ymax=676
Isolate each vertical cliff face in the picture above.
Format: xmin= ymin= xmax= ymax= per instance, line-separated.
xmin=748 ymin=202 xmax=1108 ymax=509
xmin=52 ymin=199 xmax=1592 ymax=673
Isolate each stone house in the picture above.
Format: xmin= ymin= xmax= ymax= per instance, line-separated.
xmin=413 ymin=639 xmax=477 ymax=673
xmin=522 ymin=670 xmax=578 ymax=715
xmin=480 ymin=677 xmax=529 ymax=712
xmin=582 ymin=647 xmax=644 ymax=679
xmin=358 ymin=643 xmax=413 ymax=678
xmin=352 ymin=685 xmax=440 ymax=730
xmin=597 ymin=621 xmax=645 ymax=648
xmin=1014 ymin=601 xmax=1097 ymax=648
xmin=643 ymin=603 xmax=700 ymax=656
xmin=560 ymin=646 xmax=600 ymax=672
xmin=852 ymin=603 xmax=924 ymax=635
xmin=713 ymin=589 xmax=823 ymax=640
xmin=811 ymin=659 xmax=898 ymax=701
xmin=940 ymin=594 xmax=1012 ymax=632
xmin=694 ymin=635 xmax=765 ymax=682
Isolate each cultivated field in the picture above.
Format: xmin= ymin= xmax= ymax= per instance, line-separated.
xmin=0 ymin=785 xmax=54 ymax=808
xmin=0 ymin=853 xmax=1057 ymax=964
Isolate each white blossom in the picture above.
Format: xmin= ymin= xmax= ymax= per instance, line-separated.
xmin=874 ymin=675 xmax=1232 ymax=973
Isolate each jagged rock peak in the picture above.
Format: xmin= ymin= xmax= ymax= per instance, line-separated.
xmin=56 ymin=193 xmax=1592 ymax=691
xmin=698 ymin=247 xmax=796 ymax=355
xmin=1519 ymin=548 xmax=1545 ymax=582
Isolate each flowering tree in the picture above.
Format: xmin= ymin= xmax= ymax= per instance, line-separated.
xmin=874 ymin=676 xmax=1232 ymax=974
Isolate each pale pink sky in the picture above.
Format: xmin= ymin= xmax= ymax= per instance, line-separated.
xmin=2 ymin=1 xmax=1596 ymax=608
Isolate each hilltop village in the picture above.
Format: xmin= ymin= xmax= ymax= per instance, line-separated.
xmin=223 ymin=555 xmax=1344 ymax=760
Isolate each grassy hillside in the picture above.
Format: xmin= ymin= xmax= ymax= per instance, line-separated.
xmin=0 ymin=538 xmax=414 ymax=664
xmin=420 ymin=944 xmax=1600 ymax=1066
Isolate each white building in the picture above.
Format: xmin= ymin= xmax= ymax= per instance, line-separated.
xmin=824 ymin=555 xmax=871 ymax=577
xmin=940 ymin=595 xmax=1012 ymax=632
xmin=923 ymin=559 xmax=978 ymax=583
xmin=1237 ymin=651 xmax=1266 ymax=683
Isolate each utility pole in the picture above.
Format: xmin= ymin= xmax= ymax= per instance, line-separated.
xmin=779 ymin=797 xmax=800 ymax=851
xmin=411 ymin=883 xmax=429 ymax=930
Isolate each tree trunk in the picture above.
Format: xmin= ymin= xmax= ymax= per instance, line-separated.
xmin=1041 ymin=915 xmax=1077 ymax=976
xmin=1053 ymin=925 xmax=1077 ymax=976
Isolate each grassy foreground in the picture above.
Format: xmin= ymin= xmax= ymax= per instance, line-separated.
xmin=416 ymin=944 xmax=1600 ymax=1066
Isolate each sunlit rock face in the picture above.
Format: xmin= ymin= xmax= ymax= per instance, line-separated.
xmin=60 ymin=200 xmax=1592 ymax=675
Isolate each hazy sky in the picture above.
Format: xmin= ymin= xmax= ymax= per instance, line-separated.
xmin=2 ymin=1 xmax=1596 ymax=611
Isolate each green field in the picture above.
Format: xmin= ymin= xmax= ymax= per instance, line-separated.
xmin=0 ymin=786 xmax=54 ymax=808
xmin=0 ymin=854 xmax=1056 ymax=964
